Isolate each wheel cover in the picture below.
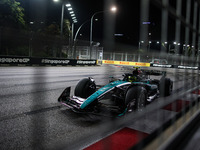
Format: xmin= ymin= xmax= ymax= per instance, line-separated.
xmin=126 ymin=88 xmax=146 ymax=113
xmin=137 ymin=92 xmax=146 ymax=111
xmin=127 ymin=99 xmax=136 ymax=112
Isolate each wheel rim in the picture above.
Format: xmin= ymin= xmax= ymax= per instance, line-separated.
xmin=137 ymin=93 xmax=146 ymax=111
xmin=127 ymin=99 xmax=136 ymax=112
xmin=127 ymin=93 xmax=146 ymax=112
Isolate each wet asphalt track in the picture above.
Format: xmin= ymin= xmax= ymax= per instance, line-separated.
xmin=0 ymin=65 xmax=199 ymax=150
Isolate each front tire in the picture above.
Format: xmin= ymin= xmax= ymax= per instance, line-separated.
xmin=74 ymin=78 xmax=96 ymax=98
xmin=125 ymin=86 xmax=147 ymax=112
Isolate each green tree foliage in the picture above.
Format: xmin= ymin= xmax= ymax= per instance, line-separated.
xmin=63 ymin=19 xmax=71 ymax=39
xmin=38 ymin=19 xmax=71 ymax=38
xmin=0 ymin=0 xmax=25 ymax=28
xmin=44 ymin=24 xmax=60 ymax=36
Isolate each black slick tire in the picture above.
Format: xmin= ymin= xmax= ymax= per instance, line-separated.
xmin=125 ymin=86 xmax=147 ymax=112
xmin=160 ymin=78 xmax=173 ymax=97
xmin=74 ymin=78 xmax=96 ymax=98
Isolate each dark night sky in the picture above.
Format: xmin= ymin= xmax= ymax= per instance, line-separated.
xmin=16 ymin=0 xmax=185 ymax=48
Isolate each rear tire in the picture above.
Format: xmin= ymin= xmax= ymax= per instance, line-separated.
xmin=74 ymin=78 xmax=96 ymax=98
xmin=125 ymin=86 xmax=147 ymax=112
xmin=160 ymin=78 xmax=173 ymax=97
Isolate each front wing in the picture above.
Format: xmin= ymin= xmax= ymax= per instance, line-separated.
xmin=58 ymin=87 xmax=85 ymax=109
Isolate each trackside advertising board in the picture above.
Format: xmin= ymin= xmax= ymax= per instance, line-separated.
xmin=0 ymin=56 xmax=96 ymax=66
xmin=102 ymin=60 xmax=200 ymax=69
xmin=102 ymin=60 xmax=150 ymax=67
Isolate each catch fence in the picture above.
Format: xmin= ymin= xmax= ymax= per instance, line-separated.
xmin=59 ymin=0 xmax=200 ymax=149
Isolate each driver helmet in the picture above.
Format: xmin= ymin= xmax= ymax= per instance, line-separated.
xmin=128 ymin=76 xmax=137 ymax=82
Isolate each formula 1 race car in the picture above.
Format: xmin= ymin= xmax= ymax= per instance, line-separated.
xmin=58 ymin=69 xmax=173 ymax=117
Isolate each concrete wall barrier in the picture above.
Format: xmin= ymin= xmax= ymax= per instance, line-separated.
xmin=0 ymin=56 xmax=97 ymax=66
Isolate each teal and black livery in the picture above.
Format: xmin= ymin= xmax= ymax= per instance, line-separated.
xmin=80 ymin=80 xmax=131 ymax=109
xmin=58 ymin=70 xmax=173 ymax=117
